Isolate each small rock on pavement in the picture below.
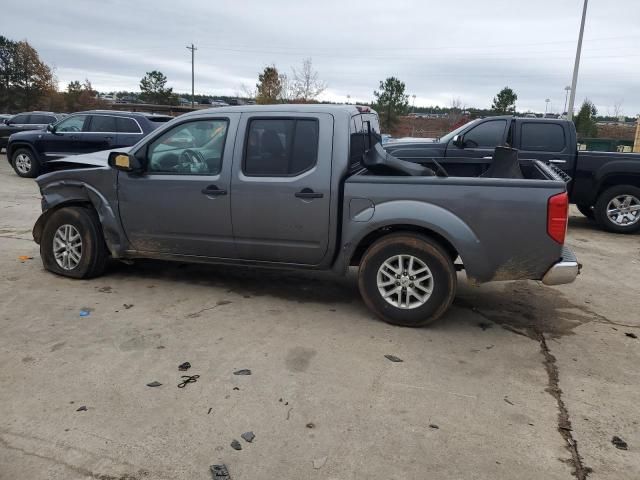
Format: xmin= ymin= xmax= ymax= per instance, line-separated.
xmin=312 ymin=456 xmax=328 ymax=469
xmin=230 ymin=439 xmax=242 ymax=450
xmin=146 ymin=381 xmax=162 ymax=387
xmin=625 ymin=332 xmax=638 ymax=339
xmin=178 ymin=362 xmax=191 ymax=371
xmin=429 ymin=424 xmax=439 ymax=429
xmin=233 ymin=369 xmax=251 ymax=375
xmin=612 ymin=436 xmax=628 ymax=450
xmin=210 ymin=464 xmax=231 ymax=479
xmin=384 ymin=354 xmax=403 ymax=363
xmin=76 ymin=406 xmax=87 ymax=412
xmin=241 ymin=431 xmax=255 ymax=443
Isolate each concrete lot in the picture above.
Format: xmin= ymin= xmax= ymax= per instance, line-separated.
xmin=0 ymin=153 xmax=638 ymax=480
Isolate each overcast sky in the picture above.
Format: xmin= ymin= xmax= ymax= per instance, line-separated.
xmin=3 ymin=0 xmax=640 ymax=114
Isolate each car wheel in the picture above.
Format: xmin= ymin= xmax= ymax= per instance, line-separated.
xmin=358 ymin=233 xmax=457 ymax=327
xmin=40 ymin=206 xmax=109 ymax=279
xmin=11 ymin=148 xmax=40 ymax=178
xmin=594 ymin=185 xmax=640 ymax=234
xmin=576 ymin=204 xmax=594 ymax=219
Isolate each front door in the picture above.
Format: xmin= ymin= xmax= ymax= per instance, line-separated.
xmin=446 ymin=119 xmax=509 ymax=175
xmin=118 ymin=115 xmax=239 ymax=257
xmin=230 ymin=113 xmax=333 ymax=265
xmin=40 ymin=114 xmax=91 ymax=160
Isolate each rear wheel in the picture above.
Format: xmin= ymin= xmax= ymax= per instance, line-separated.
xmin=11 ymin=148 xmax=40 ymax=178
xmin=358 ymin=233 xmax=456 ymax=327
xmin=576 ymin=204 xmax=594 ymax=219
xmin=594 ymin=185 xmax=640 ymax=234
xmin=40 ymin=207 xmax=109 ymax=278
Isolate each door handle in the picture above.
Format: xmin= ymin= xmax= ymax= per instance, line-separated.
xmin=295 ymin=188 xmax=323 ymax=199
xmin=104 ymin=136 xmax=114 ymax=140
xmin=482 ymin=156 xmax=493 ymax=159
xmin=548 ymin=159 xmax=567 ymax=164
xmin=201 ymin=185 xmax=227 ymax=196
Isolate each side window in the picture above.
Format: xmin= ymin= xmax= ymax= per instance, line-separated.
xmin=11 ymin=114 xmax=30 ymax=124
xmin=89 ymin=115 xmax=117 ymax=133
xmin=244 ymin=118 xmax=319 ymax=176
xmin=116 ymin=117 xmax=141 ymax=133
xmin=464 ymin=120 xmax=507 ymax=148
xmin=521 ymin=123 xmax=566 ymax=152
xmin=30 ymin=115 xmax=50 ymax=124
xmin=56 ymin=115 xmax=87 ymax=132
xmin=147 ymin=119 xmax=228 ymax=175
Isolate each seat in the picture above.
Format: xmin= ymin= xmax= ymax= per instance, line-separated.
xmin=480 ymin=146 xmax=524 ymax=179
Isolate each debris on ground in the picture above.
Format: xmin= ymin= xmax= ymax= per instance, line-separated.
xmin=146 ymin=381 xmax=162 ymax=387
xmin=384 ymin=354 xmax=403 ymax=363
xmin=210 ymin=464 xmax=231 ymax=479
xmin=478 ymin=322 xmax=492 ymax=331
xmin=230 ymin=439 xmax=242 ymax=450
xmin=208 ymin=408 xmax=213 ymax=415
xmin=312 ymin=456 xmax=328 ymax=469
xmin=18 ymin=255 xmax=33 ymax=261
xmin=625 ymin=332 xmax=638 ymax=339
xmin=429 ymin=424 xmax=439 ymax=429
xmin=123 ymin=303 xmax=134 ymax=309
xmin=306 ymin=423 xmax=315 ymax=429
xmin=612 ymin=436 xmax=628 ymax=450
xmin=76 ymin=406 xmax=87 ymax=412
xmin=178 ymin=362 xmax=191 ymax=371
xmin=504 ymin=397 xmax=514 ymax=405
xmin=178 ymin=375 xmax=199 ymax=388
xmin=233 ymin=369 xmax=251 ymax=375
xmin=233 ymin=387 xmax=240 ymax=391
xmin=241 ymin=431 xmax=255 ymax=443
xmin=79 ymin=309 xmax=92 ymax=317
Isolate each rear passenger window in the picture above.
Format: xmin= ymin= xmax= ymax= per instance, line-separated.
xmin=31 ymin=115 xmax=54 ymax=124
xmin=117 ymin=117 xmax=141 ymax=133
xmin=89 ymin=115 xmax=117 ymax=132
xmin=521 ymin=123 xmax=565 ymax=152
xmin=464 ymin=120 xmax=507 ymax=148
xmin=11 ymin=114 xmax=29 ymax=124
xmin=244 ymin=118 xmax=319 ymax=176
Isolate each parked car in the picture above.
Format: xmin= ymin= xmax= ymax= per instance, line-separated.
xmin=0 ymin=112 xmax=63 ymax=151
xmin=32 ymin=104 xmax=578 ymax=327
xmin=385 ymin=116 xmax=640 ymax=233
xmin=6 ymin=110 xmax=173 ymax=177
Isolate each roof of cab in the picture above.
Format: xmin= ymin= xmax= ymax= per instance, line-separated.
xmin=181 ymin=104 xmax=377 ymax=118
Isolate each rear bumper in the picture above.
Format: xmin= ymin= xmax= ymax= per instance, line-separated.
xmin=542 ymin=246 xmax=580 ymax=286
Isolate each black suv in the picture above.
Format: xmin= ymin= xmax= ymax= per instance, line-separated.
xmin=7 ymin=110 xmax=173 ymax=177
xmin=0 ymin=112 xmax=64 ymax=151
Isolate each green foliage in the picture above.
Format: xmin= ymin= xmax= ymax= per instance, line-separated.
xmin=0 ymin=36 xmax=56 ymax=112
xmin=139 ymin=70 xmax=175 ymax=105
xmin=491 ymin=87 xmax=518 ymax=114
xmin=573 ymin=99 xmax=598 ymax=138
xmin=373 ymin=77 xmax=409 ymax=131
xmin=256 ymin=65 xmax=282 ymax=104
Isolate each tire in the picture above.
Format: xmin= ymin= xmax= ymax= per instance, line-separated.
xmin=594 ymin=185 xmax=640 ymax=234
xmin=11 ymin=147 xmax=40 ymax=178
xmin=40 ymin=206 xmax=109 ymax=279
xmin=576 ymin=204 xmax=594 ymax=219
xmin=358 ymin=233 xmax=457 ymax=327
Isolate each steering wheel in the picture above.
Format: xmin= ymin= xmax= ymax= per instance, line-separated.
xmin=180 ymin=149 xmax=207 ymax=170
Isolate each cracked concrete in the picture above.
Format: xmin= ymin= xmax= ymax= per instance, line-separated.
xmin=0 ymin=155 xmax=638 ymax=479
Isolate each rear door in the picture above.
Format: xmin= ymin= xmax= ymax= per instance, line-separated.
xmin=118 ymin=114 xmax=238 ymax=257
xmin=115 ymin=116 xmax=144 ymax=147
xmin=514 ymin=121 xmax=574 ymax=175
xmin=84 ymin=115 xmax=118 ymax=153
xmin=230 ymin=112 xmax=333 ymax=265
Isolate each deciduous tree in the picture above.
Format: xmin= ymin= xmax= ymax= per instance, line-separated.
xmin=292 ymin=58 xmax=326 ymax=102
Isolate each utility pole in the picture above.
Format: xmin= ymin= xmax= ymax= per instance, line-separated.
xmin=567 ymin=0 xmax=588 ymax=121
xmin=186 ymin=43 xmax=197 ymax=108
xmin=563 ymin=86 xmax=571 ymax=116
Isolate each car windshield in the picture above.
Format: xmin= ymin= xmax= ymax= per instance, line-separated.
xmin=438 ymin=120 xmax=478 ymax=143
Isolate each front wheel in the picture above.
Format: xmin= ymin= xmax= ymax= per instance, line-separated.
xmin=358 ymin=233 xmax=457 ymax=327
xmin=40 ymin=206 xmax=109 ymax=278
xmin=11 ymin=148 xmax=40 ymax=178
xmin=594 ymin=185 xmax=640 ymax=234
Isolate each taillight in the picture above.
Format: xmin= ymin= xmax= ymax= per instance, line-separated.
xmin=547 ymin=192 xmax=568 ymax=244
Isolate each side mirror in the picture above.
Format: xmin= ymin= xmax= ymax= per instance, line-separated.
xmin=452 ymin=134 xmax=465 ymax=148
xmin=108 ymin=152 xmax=142 ymax=172
xmin=4 ymin=119 xmax=11 ymax=125
xmin=46 ymin=123 xmax=55 ymax=133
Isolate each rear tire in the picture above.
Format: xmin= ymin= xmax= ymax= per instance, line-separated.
xmin=594 ymin=185 xmax=640 ymax=234
xmin=576 ymin=204 xmax=594 ymax=219
xmin=40 ymin=207 xmax=109 ymax=279
xmin=11 ymin=148 xmax=40 ymax=178
xmin=358 ymin=233 xmax=457 ymax=327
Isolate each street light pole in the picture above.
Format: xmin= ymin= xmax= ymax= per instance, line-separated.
xmin=563 ymin=86 xmax=571 ymax=115
xmin=545 ymin=98 xmax=551 ymax=114
xmin=186 ymin=43 xmax=197 ymax=108
xmin=567 ymin=0 xmax=588 ymax=121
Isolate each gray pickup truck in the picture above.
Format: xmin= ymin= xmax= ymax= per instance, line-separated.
xmin=32 ymin=105 xmax=579 ymax=327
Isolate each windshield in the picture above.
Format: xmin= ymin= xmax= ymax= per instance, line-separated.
xmin=438 ymin=119 xmax=478 ymax=143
